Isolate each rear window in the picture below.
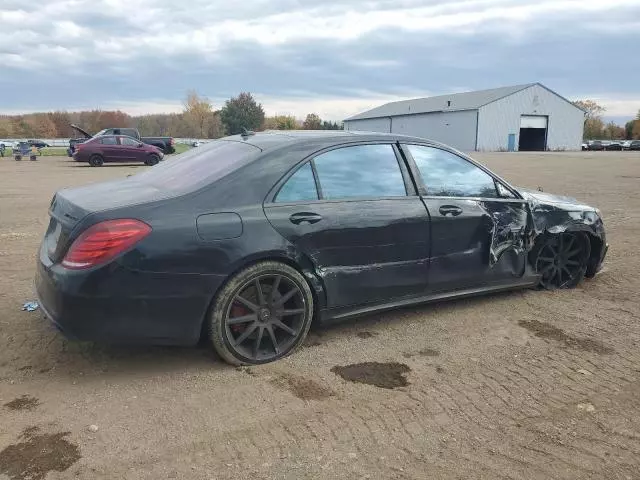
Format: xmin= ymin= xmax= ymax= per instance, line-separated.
xmin=132 ymin=140 xmax=260 ymax=193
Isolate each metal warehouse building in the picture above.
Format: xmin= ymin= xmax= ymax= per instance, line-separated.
xmin=343 ymin=83 xmax=585 ymax=152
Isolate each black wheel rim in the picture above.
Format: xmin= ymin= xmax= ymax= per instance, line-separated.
xmin=224 ymin=274 xmax=307 ymax=362
xmin=536 ymin=233 xmax=586 ymax=289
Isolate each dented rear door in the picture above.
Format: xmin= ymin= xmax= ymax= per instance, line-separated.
xmin=264 ymin=143 xmax=431 ymax=309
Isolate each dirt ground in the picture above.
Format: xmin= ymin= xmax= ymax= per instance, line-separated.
xmin=1 ymin=152 xmax=639 ymax=480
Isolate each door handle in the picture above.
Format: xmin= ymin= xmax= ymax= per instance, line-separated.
xmin=289 ymin=212 xmax=323 ymax=225
xmin=439 ymin=205 xmax=463 ymax=217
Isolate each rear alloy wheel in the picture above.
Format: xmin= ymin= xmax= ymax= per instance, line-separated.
xmin=89 ymin=154 xmax=104 ymax=167
xmin=145 ymin=154 xmax=160 ymax=166
xmin=534 ymin=232 xmax=590 ymax=289
xmin=210 ymin=261 xmax=314 ymax=365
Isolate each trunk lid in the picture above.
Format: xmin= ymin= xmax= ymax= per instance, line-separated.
xmin=45 ymin=192 xmax=91 ymax=262
xmin=44 ymin=178 xmax=170 ymax=262
xmin=70 ymin=124 xmax=93 ymax=139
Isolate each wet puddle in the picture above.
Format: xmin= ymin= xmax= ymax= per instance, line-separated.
xmin=519 ymin=320 xmax=614 ymax=354
xmin=356 ymin=331 xmax=378 ymax=339
xmin=403 ymin=348 xmax=440 ymax=359
xmin=272 ymin=374 xmax=335 ymax=401
xmin=331 ymin=362 xmax=411 ymax=389
xmin=0 ymin=427 xmax=81 ymax=480
xmin=3 ymin=396 xmax=40 ymax=412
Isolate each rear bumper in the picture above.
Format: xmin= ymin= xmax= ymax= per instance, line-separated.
xmin=35 ymin=245 xmax=226 ymax=345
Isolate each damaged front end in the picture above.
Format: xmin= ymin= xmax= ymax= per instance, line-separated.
xmin=518 ymin=188 xmax=608 ymax=278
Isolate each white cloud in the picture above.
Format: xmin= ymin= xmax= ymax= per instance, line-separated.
xmin=0 ymin=0 xmax=638 ymax=120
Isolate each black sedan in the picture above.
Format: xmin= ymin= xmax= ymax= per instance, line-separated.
xmin=28 ymin=139 xmax=50 ymax=149
xmin=604 ymin=142 xmax=623 ymax=151
xmin=35 ymin=131 xmax=608 ymax=365
xmin=587 ymin=141 xmax=605 ymax=151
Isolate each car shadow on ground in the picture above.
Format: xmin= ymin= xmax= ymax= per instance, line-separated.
xmin=65 ymin=163 xmax=145 ymax=168
xmin=12 ymin=289 xmax=527 ymax=380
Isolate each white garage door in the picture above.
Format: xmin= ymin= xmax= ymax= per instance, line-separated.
xmin=520 ymin=115 xmax=548 ymax=129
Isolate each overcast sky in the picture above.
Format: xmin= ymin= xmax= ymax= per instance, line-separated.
xmin=0 ymin=0 xmax=638 ymax=122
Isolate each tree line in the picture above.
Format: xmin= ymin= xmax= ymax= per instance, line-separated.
xmin=0 ymin=91 xmax=343 ymax=139
xmin=573 ymin=100 xmax=640 ymax=140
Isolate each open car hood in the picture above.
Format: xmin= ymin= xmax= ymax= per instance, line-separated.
xmin=70 ymin=124 xmax=92 ymax=139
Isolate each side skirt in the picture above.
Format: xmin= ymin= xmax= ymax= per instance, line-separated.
xmin=319 ymin=278 xmax=539 ymax=324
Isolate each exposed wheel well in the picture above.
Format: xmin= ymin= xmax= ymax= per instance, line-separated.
xmin=585 ymin=233 xmax=604 ymax=278
xmin=197 ymin=254 xmax=325 ymax=343
xmin=530 ymin=230 xmax=602 ymax=278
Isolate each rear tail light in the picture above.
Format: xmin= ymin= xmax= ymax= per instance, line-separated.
xmin=61 ymin=219 xmax=151 ymax=269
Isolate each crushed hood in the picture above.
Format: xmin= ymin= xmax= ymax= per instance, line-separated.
xmin=517 ymin=187 xmax=595 ymax=212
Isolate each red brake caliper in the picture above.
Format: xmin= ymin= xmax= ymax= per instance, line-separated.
xmin=230 ymin=304 xmax=249 ymax=333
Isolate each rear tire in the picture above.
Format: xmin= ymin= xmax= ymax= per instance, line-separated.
xmin=209 ymin=261 xmax=314 ymax=366
xmin=145 ymin=154 xmax=160 ymax=166
xmin=89 ymin=154 xmax=104 ymax=167
xmin=532 ymin=232 xmax=591 ymax=290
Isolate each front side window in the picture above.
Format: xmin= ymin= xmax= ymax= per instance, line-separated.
xmin=276 ymin=163 xmax=318 ymax=202
xmin=406 ymin=145 xmax=498 ymax=198
xmin=121 ymin=136 xmax=139 ymax=146
xmin=100 ymin=137 xmax=117 ymax=145
xmin=313 ymin=144 xmax=406 ymax=200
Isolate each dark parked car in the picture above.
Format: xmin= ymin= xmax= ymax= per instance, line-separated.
xmin=605 ymin=141 xmax=623 ymax=151
xmin=28 ymin=139 xmax=50 ymax=149
xmin=35 ymin=131 xmax=608 ymax=365
xmin=69 ymin=124 xmax=176 ymax=155
xmin=72 ymin=134 xmax=164 ymax=166
xmin=587 ymin=140 xmax=605 ymax=151
xmin=624 ymin=140 xmax=640 ymax=151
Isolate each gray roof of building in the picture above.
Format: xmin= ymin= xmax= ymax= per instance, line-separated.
xmin=345 ymin=83 xmax=541 ymax=121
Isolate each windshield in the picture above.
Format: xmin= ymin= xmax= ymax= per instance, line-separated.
xmin=92 ymin=129 xmax=108 ymax=138
xmin=132 ymin=140 xmax=261 ymax=193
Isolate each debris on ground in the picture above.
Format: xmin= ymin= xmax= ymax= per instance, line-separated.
xmin=21 ymin=302 xmax=39 ymax=312
xmin=577 ymin=403 xmax=596 ymax=412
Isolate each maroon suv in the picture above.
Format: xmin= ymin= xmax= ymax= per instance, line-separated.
xmin=73 ymin=135 xmax=164 ymax=167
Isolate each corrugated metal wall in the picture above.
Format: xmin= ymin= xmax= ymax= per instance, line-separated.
xmin=344 ymin=117 xmax=391 ymax=133
xmin=344 ymin=110 xmax=478 ymax=151
xmin=477 ymin=84 xmax=584 ymax=151
xmin=391 ymin=111 xmax=478 ymax=151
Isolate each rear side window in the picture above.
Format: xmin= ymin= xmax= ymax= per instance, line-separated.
xmin=313 ymin=144 xmax=406 ymax=200
xmin=100 ymin=137 xmax=117 ymax=145
xmin=276 ymin=163 xmax=318 ymax=202
xmin=133 ymin=140 xmax=260 ymax=193
xmin=406 ymin=145 xmax=498 ymax=198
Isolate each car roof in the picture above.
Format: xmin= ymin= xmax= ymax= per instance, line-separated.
xmin=220 ymin=130 xmax=445 ymax=152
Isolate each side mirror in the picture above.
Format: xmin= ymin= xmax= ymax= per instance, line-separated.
xmin=137 ymin=143 xmax=143 ymax=148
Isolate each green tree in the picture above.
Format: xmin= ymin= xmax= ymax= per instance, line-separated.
xmin=584 ymin=118 xmax=604 ymax=140
xmin=264 ymin=115 xmax=297 ymax=130
xmin=303 ymin=113 xmax=322 ymax=130
xmin=625 ymin=120 xmax=635 ymax=140
xmin=220 ymin=92 xmax=265 ymax=135
xmin=603 ymin=121 xmax=624 ymax=140
xmin=573 ymin=99 xmax=606 ymax=140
